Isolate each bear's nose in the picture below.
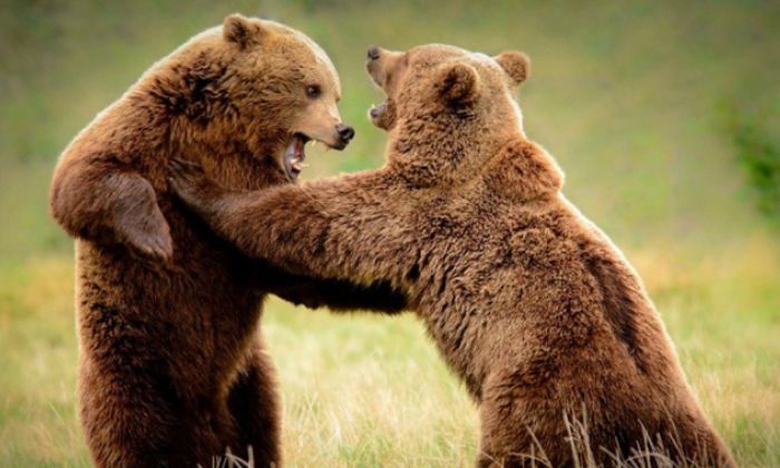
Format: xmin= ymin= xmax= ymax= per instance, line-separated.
xmin=336 ymin=123 xmax=355 ymax=142
xmin=367 ymin=46 xmax=381 ymax=61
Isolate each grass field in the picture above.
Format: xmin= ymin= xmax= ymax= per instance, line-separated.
xmin=1 ymin=1 xmax=779 ymax=466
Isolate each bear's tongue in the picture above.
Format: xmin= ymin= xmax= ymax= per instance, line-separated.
xmin=284 ymin=134 xmax=308 ymax=180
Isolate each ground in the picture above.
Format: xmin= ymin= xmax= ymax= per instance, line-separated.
xmin=1 ymin=243 xmax=778 ymax=467
xmin=1 ymin=0 xmax=779 ymax=466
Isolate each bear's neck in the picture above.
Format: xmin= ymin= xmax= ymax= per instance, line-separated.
xmin=388 ymin=122 xmax=563 ymax=202
xmin=388 ymin=120 xmax=505 ymax=189
xmin=171 ymin=133 xmax=288 ymax=191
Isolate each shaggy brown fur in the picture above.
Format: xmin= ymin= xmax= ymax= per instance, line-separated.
xmin=49 ymin=15 xmax=403 ymax=468
xmin=171 ymin=44 xmax=736 ymax=467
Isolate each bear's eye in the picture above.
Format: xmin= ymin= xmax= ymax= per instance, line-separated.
xmin=306 ymin=85 xmax=321 ymax=99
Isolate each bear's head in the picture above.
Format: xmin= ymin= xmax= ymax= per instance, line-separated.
xmin=159 ymin=14 xmax=354 ymax=182
xmin=365 ymin=44 xmax=555 ymax=192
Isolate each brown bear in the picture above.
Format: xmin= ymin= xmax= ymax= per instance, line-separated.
xmin=170 ymin=44 xmax=737 ymax=467
xmin=49 ymin=14 xmax=404 ymax=468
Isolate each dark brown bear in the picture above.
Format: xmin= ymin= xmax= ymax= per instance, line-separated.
xmin=170 ymin=44 xmax=736 ymax=467
xmin=49 ymin=15 xmax=403 ymax=468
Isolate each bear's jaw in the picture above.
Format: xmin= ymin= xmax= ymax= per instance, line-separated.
xmin=283 ymin=133 xmax=310 ymax=180
xmin=369 ymin=99 xmax=397 ymax=131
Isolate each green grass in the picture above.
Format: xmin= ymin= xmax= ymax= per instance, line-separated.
xmin=1 ymin=0 xmax=779 ymax=466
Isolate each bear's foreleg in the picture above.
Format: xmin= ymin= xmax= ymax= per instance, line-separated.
xmin=169 ymin=158 xmax=407 ymax=290
xmin=50 ymin=157 xmax=172 ymax=260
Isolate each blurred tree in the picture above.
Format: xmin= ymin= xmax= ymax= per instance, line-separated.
xmin=724 ymin=101 xmax=780 ymax=224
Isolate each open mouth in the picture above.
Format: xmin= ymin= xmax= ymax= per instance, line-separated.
xmin=284 ymin=133 xmax=311 ymax=180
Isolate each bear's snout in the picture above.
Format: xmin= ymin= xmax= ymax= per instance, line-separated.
xmin=365 ymin=46 xmax=406 ymax=92
xmin=336 ymin=123 xmax=355 ymax=146
xmin=366 ymin=46 xmax=387 ymax=88
xmin=367 ymin=46 xmax=381 ymax=61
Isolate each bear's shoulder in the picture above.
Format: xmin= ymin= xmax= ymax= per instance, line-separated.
xmin=484 ymin=138 xmax=564 ymax=201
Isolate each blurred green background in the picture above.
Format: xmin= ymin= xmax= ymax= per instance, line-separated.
xmin=1 ymin=1 xmax=778 ymax=466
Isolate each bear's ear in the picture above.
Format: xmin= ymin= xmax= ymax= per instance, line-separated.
xmin=223 ymin=14 xmax=260 ymax=49
xmin=434 ymin=62 xmax=480 ymax=106
xmin=494 ymin=51 xmax=530 ymax=86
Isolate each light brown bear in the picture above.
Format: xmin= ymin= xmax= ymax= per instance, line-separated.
xmin=49 ymin=15 xmax=405 ymax=468
xmin=170 ymin=44 xmax=736 ymax=467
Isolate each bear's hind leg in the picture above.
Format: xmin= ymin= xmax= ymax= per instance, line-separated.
xmin=79 ymin=358 xmax=221 ymax=468
xmin=476 ymin=370 xmax=580 ymax=468
xmin=226 ymin=335 xmax=282 ymax=468
xmin=476 ymin=401 xmax=554 ymax=468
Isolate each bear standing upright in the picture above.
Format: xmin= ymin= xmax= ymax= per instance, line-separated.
xmin=50 ymin=15 xmax=404 ymax=468
xmin=171 ymin=44 xmax=736 ymax=467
